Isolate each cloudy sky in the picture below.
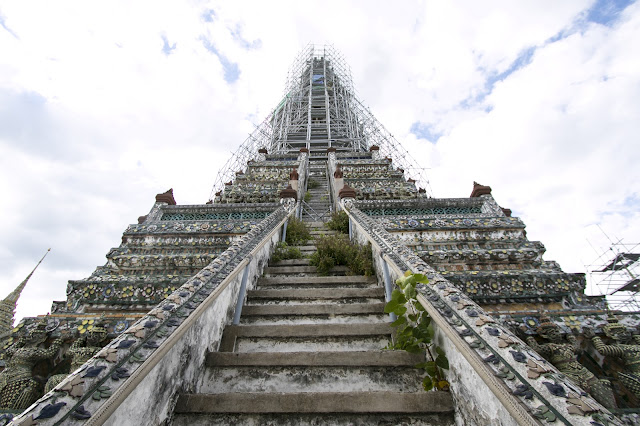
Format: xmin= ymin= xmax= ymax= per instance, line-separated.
xmin=1 ymin=0 xmax=639 ymax=321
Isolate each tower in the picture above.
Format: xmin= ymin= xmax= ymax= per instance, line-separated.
xmin=4 ymin=46 xmax=636 ymax=425
xmin=0 ymin=249 xmax=49 ymax=335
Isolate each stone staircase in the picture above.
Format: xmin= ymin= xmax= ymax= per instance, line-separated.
xmin=302 ymin=160 xmax=331 ymax=222
xmin=171 ymin=221 xmax=455 ymax=425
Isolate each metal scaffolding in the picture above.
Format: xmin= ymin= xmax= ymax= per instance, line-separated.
xmin=587 ymin=239 xmax=640 ymax=311
xmin=209 ymin=44 xmax=431 ymax=201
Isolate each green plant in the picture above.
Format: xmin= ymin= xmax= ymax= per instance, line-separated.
xmin=304 ymin=191 xmax=312 ymax=202
xmin=285 ymin=217 xmax=311 ymax=246
xmin=384 ymin=271 xmax=449 ymax=391
xmin=326 ymin=210 xmax=349 ymax=234
xmin=271 ymin=242 xmax=303 ymax=263
xmin=309 ymin=234 xmax=374 ymax=276
xmin=307 ymin=179 xmax=320 ymax=189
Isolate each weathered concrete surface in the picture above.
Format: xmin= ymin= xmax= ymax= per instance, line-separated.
xmin=200 ymin=366 xmax=429 ymax=393
xmin=437 ymin=327 xmax=519 ymax=426
xmin=207 ymin=350 xmax=423 ymax=366
xmin=171 ymin=413 xmax=454 ymax=425
xmin=241 ymin=302 xmax=386 ymax=316
xmin=259 ymin=275 xmax=377 ymax=285
xmin=248 ymin=287 xmax=384 ymax=299
xmin=175 ymin=391 xmax=454 ymax=413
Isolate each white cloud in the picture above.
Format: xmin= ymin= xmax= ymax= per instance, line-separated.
xmin=1 ymin=0 xmax=639 ymax=320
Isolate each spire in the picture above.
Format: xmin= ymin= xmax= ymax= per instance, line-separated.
xmin=0 ymin=248 xmax=50 ymax=334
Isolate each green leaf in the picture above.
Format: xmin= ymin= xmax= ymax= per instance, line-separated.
xmin=391 ymin=289 xmax=406 ymax=304
xmin=412 ymin=274 xmax=429 ymax=284
xmin=404 ymin=285 xmax=417 ymax=299
xmin=435 ymin=354 xmax=449 ymax=370
xmin=408 ymin=314 xmax=418 ymax=322
xmin=384 ymin=301 xmax=398 ymax=314
xmin=393 ymin=305 xmax=407 ymax=316
xmin=422 ymin=376 xmax=434 ymax=391
xmin=420 ymin=315 xmax=431 ymax=329
xmin=391 ymin=316 xmax=406 ymax=327
xmin=424 ymin=361 xmax=437 ymax=376
xmin=435 ymin=346 xmax=445 ymax=357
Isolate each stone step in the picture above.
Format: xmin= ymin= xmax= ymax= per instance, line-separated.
xmin=174 ymin=391 xmax=454 ymax=414
xmin=240 ymin=313 xmax=387 ymax=325
xmin=258 ymin=275 xmax=376 ymax=286
xmin=219 ymin=323 xmax=392 ymax=352
xmin=172 ymin=412 xmax=455 ymax=426
xmin=309 ymin=230 xmax=337 ymax=235
xmin=263 ymin=265 xmax=348 ymax=275
xmin=269 ymin=258 xmax=310 ymax=266
xmin=207 ymin=350 xmax=422 ymax=367
xmin=241 ymin=303 xmax=385 ymax=317
xmin=247 ymin=287 xmax=384 ymax=301
xmin=226 ymin=334 xmax=391 ymax=353
xmin=199 ymin=365 xmax=426 ymax=393
xmin=305 ymin=221 xmax=325 ymax=228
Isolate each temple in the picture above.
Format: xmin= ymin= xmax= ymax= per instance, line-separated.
xmin=1 ymin=46 xmax=638 ymax=425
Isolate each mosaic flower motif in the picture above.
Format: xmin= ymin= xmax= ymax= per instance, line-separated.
xmin=142 ymin=285 xmax=155 ymax=297
xmin=121 ymin=286 xmax=134 ymax=298
xmin=102 ymin=285 xmax=115 ymax=298
xmin=408 ymin=219 xmax=419 ymax=228
xmin=163 ymin=286 xmax=177 ymax=298
xmin=106 ymin=321 xmax=127 ymax=336
xmin=512 ymin=280 xmax=524 ymax=293
xmin=563 ymin=315 xmax=581 ymax=331
xmin=78 ymin=319 xmax=95 ymax=334
xmin=465 ymin=281 xmax=479 ymax=294
xmin=83 ymin=285 xmax=97 ymax=299
xmin=522 ymin=316 xmax=539 ymax=331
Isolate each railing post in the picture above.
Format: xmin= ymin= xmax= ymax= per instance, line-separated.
xmin=381 ymin=256 xmax=396 ymax=321
xmin=233 ymin=255 xmax=253 ymax=325
xmin=282 ymin=219 xmax=288 ymax=242
xmin=348 ymin=217 xmax=353 ymax=240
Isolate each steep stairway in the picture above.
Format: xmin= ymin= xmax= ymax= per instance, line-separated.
xmin=302 ymin=160 xmax=331 ymax=222
xmin=171 ymin=221 xmax=454 ymax=425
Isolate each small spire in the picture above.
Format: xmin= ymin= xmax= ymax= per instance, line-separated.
xmin=0 ymin=249 xmax=50 ymax=334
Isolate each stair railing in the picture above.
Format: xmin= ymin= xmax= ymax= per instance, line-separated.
xmin=13 ymin=201 xmax=298 ymax=426
xmin=340 ymin=198 xmax=613 ymax=426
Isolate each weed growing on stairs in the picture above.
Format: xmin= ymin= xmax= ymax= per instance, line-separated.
xmin=307 ymin=178 xmax=320 ymax=189
xmin=271 ymin=242 xmax=303 ymax=263
xmin=309 ymin=234 xmax=374 ymax=276
xmin=326 ymin=211 xmax=349 ymax=234
xmin=285 ymin=217 xmax=311 ymax=246
xmin=385 ymin=271 xmax=450 ymax=391
xmin=304 ymin=191 xmax=312 ymax=202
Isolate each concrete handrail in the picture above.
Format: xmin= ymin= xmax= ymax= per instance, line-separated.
xmin=11 ymin=203 xmax=296 ymax=426
xmin=341 ymin=199 xmax=618 ymax=426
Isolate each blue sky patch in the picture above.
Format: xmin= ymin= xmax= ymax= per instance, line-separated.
xmin=0 ymin=13 xmax=18 ymax=39
xmin=201 ymin=38 xmax=240 ymax=83
xmin=410 ymin=122 xmax=442 ymax=143
xmin=202 ymin=9 xmax=216 ymax=23
xmin=586 ymin=0 xmax=632 ymax=26
xmin=161 ymin=35 xmax=176 ymax=55
xmin=230 ymin=24 xmax=262 ymax=50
